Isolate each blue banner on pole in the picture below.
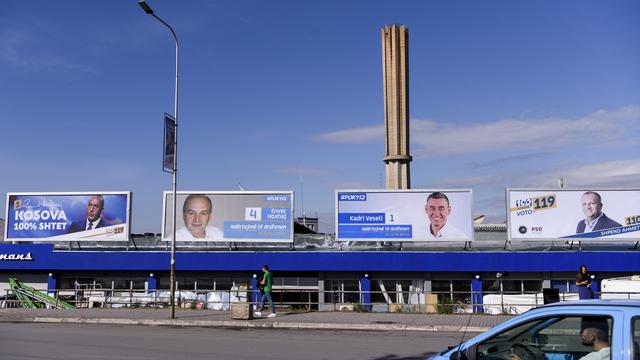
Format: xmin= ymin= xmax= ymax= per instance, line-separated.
xmin=163 ymin=113 xmax=176 ymax=173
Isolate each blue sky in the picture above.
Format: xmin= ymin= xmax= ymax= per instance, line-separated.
xmin=1 ymin=0 xmax=639 ymax=233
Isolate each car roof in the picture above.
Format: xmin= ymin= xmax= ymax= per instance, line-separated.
xmin=537 ymin=299 xmax=640 ymax=310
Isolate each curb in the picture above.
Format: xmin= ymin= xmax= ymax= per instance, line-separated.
xmin=5 ymin=316 xmax=491 ymax=333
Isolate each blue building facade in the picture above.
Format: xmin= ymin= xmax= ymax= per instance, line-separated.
xmin=1 ymin=237 xmax=639 ymax=310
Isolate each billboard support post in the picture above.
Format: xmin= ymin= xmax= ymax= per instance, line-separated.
xmin=138 ymin=0 xmax=180 ymax=320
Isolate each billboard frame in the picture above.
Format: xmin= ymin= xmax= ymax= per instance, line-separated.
xmin=4 ymin=191 xmax=132 ymax=242
xmin=506 ymin=187 xmax=640 ymax=242
xmin=334 ymin=188 xmax=474 ymax=242
xmin=161 ymin=190 xmax=295 ymax=243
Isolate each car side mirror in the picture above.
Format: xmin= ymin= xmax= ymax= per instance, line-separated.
xmin=450 ymin=350 xmax=467 ymax=360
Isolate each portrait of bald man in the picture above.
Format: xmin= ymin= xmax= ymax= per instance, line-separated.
xmin=175 ymin=194 xmax=223 ymax=241
xmin=67 ymin=195 xmax=112 ymax=233
xmin=576 ymin=191 xmax=621 ymax=234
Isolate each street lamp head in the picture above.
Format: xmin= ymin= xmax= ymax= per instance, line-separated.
xmin=138 ymin=0 xmax=154 ymax=15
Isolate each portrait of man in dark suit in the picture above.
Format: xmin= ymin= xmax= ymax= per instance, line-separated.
xmin=67 ymin=195 xmax=111 ymax=234
xmin=576 ymin=191 xmax=621 ymax=234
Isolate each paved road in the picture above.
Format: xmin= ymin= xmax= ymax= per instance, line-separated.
xmin=0 ymin=323 xmax=478 ymax=360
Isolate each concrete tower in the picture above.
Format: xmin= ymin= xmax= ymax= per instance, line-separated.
xmin=382 ymin=24 xmax=412 ymax=190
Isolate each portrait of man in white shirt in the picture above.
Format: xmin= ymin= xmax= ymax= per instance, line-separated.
xmin=175 ymin=194 xmax=223 ymax=241
xmin=424 ymin=192 xmax=467 ymax=240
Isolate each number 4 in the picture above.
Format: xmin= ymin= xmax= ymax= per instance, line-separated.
xmin=245 ymin=207 xmax=262 ymax=221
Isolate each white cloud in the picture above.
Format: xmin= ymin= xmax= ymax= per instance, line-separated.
xmin=0 ymin=30 xmax=23 ymax=66
xmin=310 ymin=125 xmax=383 ymax=143
xmin=415 ymin=106 xmax=640 ymax=157
xmin=534 ymin=159 xmax=640 ymax=188
xmin=276 ymin=167 xmax=334 ymax=177
xmin=428 ymin=174 xmax=504 ymax=188
xmin=310 ymin=106 xmax=640 ymax=157
xmin=433 ymin=159 xmax=640 ymax=189
xmin=466 ymin=152 xmax=550 ymax=169
xmin=323 ymin=180 xmax=373 ymax=189
xmin=0 ymin=24 xmax=98 ymax=74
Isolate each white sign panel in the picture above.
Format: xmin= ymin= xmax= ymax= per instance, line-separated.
xmin=335 ymin=189 xmax=473 ymax=242
xmin=162 ymin=191 xmax=294 ymax=243
xmin=5 ymin=192 xmax=131 ymax=242
xmin=508 ymin=189 xmax=640 ymax=241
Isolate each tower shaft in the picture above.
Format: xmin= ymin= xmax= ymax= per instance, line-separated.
xmin=382 ymin=25 xmax=412 ymax=189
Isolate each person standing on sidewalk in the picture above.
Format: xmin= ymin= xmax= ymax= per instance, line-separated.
xmin=255 ymin=265 xmax=276 ymax=317
xmin=576 ymin=265 xmax=594 ymax=299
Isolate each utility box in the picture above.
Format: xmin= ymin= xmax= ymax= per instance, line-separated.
xmin=543 ymin=288 xmax=560 ymax=304
xmin=425 ymin=293 xmax=438 ymax=313
xmin=230 ymin=303 xmax=253 ymax=320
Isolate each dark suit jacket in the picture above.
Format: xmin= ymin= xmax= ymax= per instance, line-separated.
xmin=67 ymin=218 xmax=111 ymax=234
xmin=576 ymin=213 xmax=622 ymax=234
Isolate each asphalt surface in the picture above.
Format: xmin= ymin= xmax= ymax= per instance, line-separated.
xmin=0 ymin=308 xmax=513 ymax=333
xmin=0 ymin=322 xmax=468 ymax=360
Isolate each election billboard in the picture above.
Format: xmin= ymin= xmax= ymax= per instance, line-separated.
xmin=507 ymin=189 xmax=640 ymax=241
xmin=4 ymin=192 xmax=131 ymax=242
xmin=162 ymin=191 xmax=294 ymax=242
xmin=335 ymin=189 xmax=474 ymax=242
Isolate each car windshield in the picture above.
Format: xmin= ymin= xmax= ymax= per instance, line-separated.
xmin=476 ymin=315 xmax=612 ymax=360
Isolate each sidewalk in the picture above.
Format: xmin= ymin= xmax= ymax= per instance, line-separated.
xmin=0 ymin=308 xmax=513 ymax=333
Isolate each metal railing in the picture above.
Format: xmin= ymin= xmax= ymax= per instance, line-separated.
xmin=3 ymin=288 xmax=639 ymax=314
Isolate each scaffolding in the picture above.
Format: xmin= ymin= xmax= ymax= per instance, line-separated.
xmin=8 ymin=278 xmax=74 ymax=310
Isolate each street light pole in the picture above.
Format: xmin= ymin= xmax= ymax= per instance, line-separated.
xmin=138 ymin=0 xmax=179 ymax=319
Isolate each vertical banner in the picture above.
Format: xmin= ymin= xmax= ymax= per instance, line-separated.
xmin=163 ymin=113 xmax=176 ymax=173
xmin=5 ymin=192 xmax=131 ymax=241
xmin=507 ymin=189 xmax=640 ymax=241
xmin=335 ymin=189 xmax=474 ymax=242
xmin=162 ymin=191 xmax=294 ymax=242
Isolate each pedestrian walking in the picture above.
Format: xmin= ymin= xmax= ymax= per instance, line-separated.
xmin=576 ymin=264 xmax=594 ymax=299
xmin=255 ymin=265 xmax=276 ymax=317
